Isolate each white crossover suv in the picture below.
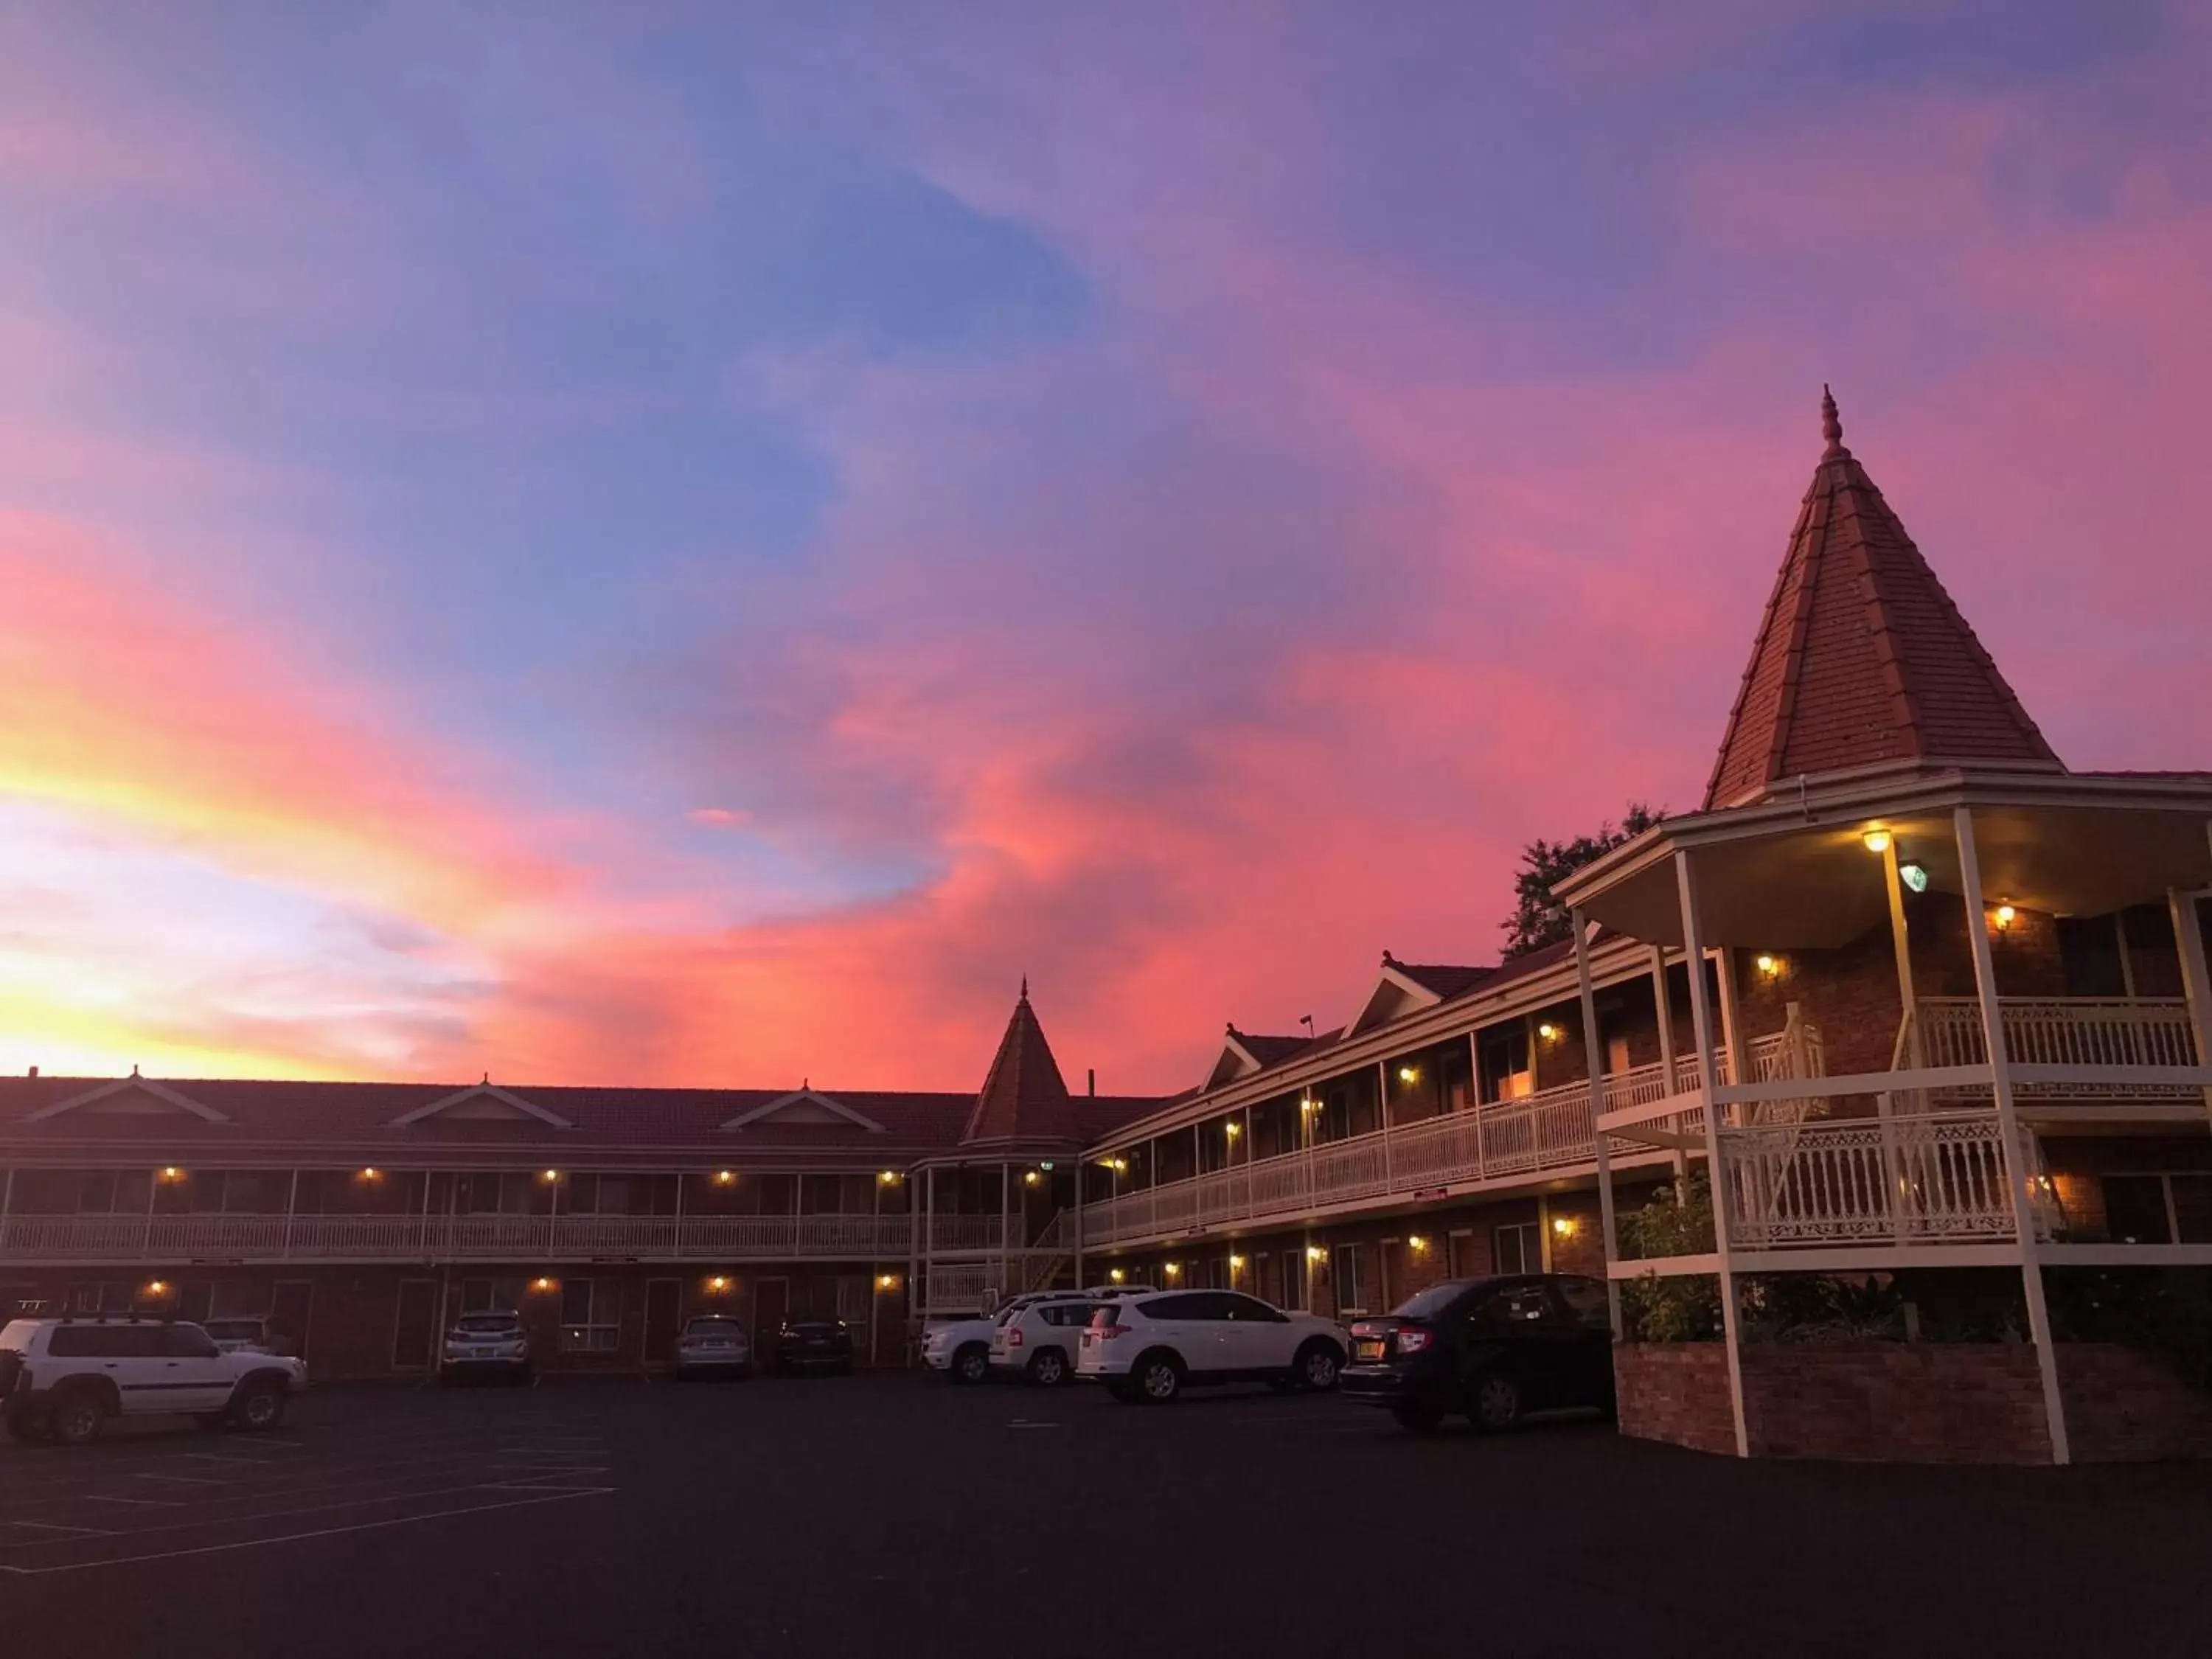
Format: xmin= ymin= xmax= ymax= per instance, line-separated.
xmin=988 ymin=1293 xmax=1104 ymax=1387
xmin=1075 ymin=1290 xmax=1347 ymax=1404
xmin=0 ymin=1317 xmax=309 ymax=1445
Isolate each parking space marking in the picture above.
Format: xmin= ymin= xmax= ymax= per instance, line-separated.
xmin=2 ymin=1520 xmax=113 ymax=1537
xmin=0 ymin=1486 xmax=612 ymax=1576
xmin=83 ymin=1496 xmax=181 ymax=1507
xmin=131 ymin=1472 xmax=229 ymax=1486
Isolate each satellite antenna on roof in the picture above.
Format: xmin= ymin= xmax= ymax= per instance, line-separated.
xmin=1299 ymin=1015 xmax=1315 ymax=1037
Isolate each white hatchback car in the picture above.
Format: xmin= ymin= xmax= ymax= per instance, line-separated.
xmin=988 ymin=1293 xmax=1102 ymax=1387
xmin=1076 ymin=1290 xmax=1347 ymax=1403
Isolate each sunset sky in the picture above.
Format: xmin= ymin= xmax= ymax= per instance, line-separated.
xmin=3 ymin=3 xmax=2209 ymax=1093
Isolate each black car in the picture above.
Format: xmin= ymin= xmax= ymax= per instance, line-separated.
xmin=1338 ymin=1273 xmax=1614 ymax=1432
xmin=771 ymin=1318 xmax=855 ymax=1376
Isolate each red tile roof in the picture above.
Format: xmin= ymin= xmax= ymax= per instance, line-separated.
xmin=1386 ymin=960 xmax=1497 ymax=1000
xmin=1705 ymin=389 xmax=2062 ymax=810
xmin=959 ymin=982 xmax=1099 ymax=1148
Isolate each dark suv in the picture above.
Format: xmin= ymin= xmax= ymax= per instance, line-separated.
xmin=1338 ymin=1273 xmax=1614 ymax=1432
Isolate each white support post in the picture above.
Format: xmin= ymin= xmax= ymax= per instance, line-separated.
xmin=419 ymin=1169 xmax=433 ymax=1254
xmin=1575 ymin=911 xmax=1624 ymax=1339
xmin=673 ymin=1169 xmax=686 ymax=1257
xmin=1675 ymin=850 xmax=1749 ymax=1458
xmin=1073 ymin=1160 xmax=1085 ymax=1288
xmin=1377 ymin=1061 xmax=1394 ymax=1189
xmin=1467 ymin=1032 xmax=1486 ymax=1178
xmin=1882 ymin=841 xmax=1921 ymax=1068
xmin=1650 ymin=945 xmax=1687 ymax=1187
xmin=143 ymin=1164 xmax=159 ymax=1255
xmin=1001 ymin=1162 xmax=1012 ymax=1298
xmin=1955 ymin=806 xmax=2070 ymax=1465
xmin=871 ymin=1173 xmax=882 ymax=1366
xmin=1713 ymin=947 xmax=1747 ymax=1114
xmin=282 ymin=1169 xmax=299 ymax=1261
xmin=0 ymin=1166 xmax=13 ymax=1254
xmin=2115 ymin=910 xmax=2138 ymax=999
xmin=2167 ymin=882 xmax=2212 ymax=1125
xmin=546 ymin=1170 xmax=560 ymax=1255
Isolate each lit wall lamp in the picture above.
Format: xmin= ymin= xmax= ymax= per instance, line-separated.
xmin=1397 ymin=1065 xmax=1419 ymax=1085
xmin=1898 ymin=862 xmax=1930 ymax=894
xmin=1224 ymin=1121 xmax=1241 ymax=1139
xmin=1107 ymin=1267 xmax=1125 ymax=1284
xmin=706 ymin=1275 xmax=731 ymax=1293
xmin=1406 ymin=1235 xmax=1427 ymax=1253
xmin=1537 ymin=1023 xmax=1561 ymax=1043
xmin=1228 ymin=1253 xmax=1245 ymax=1271
xmin=358 ymin=1166 xmax=381 ymax=1181
xmin=1299 ymin=1096 xmax=1317 ymax=1113
xmin=1163 ymin=1262 xmax=1181 ymax=1278
xmin=714 ymin=1169 xmax=737 ymax=1186
xmin=876 ymin=1169 xmax=900 ymax=1185
xmin=1993 ymin=903 xmax=2017 ymax=933
xmin=1305 ymin=1245 xmax=1325 ymax=1263
xmin=876 ymin=1273 xmax=898 ymax=1292
xmin=143 ymin=1279 xmax=170 ymax=1297
xmin=1023 ymin=1169 xmax=1041 ymax=1186
xmin=1552 ymin=1214 xmax=1579 ymax=1239
xmin=1861 ymin=829 xmax=1891 ymax=854
xmin=157 ymin=1166 xmax=184 ymax=1183
xmin=1754 ymin=953 xmax=1784 ymax=980
xmin=540 ymin=1169 xmax=560 ymax=1183
xmin=530 ymin=1276 xmax=558 ymax=1293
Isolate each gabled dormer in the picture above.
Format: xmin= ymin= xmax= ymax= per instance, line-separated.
xmin=387 ymin=1080 xmax=572 ymax=1130
xmin=720 ymin=1085 xmax=886 ymax=1133
xmin=21 ymin=1071 xmax=229 ymax=1125
xmin=1205 ymin=1025 xmax=1321 ymax=1091
xmin=1346 ymin=953 xmax=1494 ymax=1036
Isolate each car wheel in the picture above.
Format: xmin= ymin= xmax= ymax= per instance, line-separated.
xmin=1294 ymin=1339 xmax=1342 ymax=1391
xmin=1026 ymin=1349 xmax=1068 ymax=1388
xmin=234 ymin=1384 xmax=288 ymax=1433
xmin=952 ymin=1344 xmax=990 ymax=1385
xmin=2 ymin=1408 xmax=53 ymax=1444
xmin=1472 ymin=1371 xmax=1523 ymax=1431
xmin=1135 ymin=1352 xmax=1183 ymax=1404
xmin=1391 ymin=1400 xmax=1445 ymax=1434
xmin=49 ymin=1388 xmax=105 ymax=1447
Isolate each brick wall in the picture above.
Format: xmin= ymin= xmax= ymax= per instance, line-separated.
xmin=1740 ymin=1343 xmax=2052 ymax=1463
xmin=2057 ymin=1343 xmax=2212 ymax=1461
xmin=1614 ymin=1343 xmax=1736 ymax=1455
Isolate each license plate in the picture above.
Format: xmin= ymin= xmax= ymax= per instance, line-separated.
xmin=1355 ymin=1338 xmax=1385 ymax=1361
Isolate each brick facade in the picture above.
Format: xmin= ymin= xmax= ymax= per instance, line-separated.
xmin=1618 ymin=1340 xmax=2212 ymax=1464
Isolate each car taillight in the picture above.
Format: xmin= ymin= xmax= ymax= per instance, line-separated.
xmin=1007 ymin=1328 xmax=1024 ymax=1347
xmin=1349 ymin=1321 xmax=1379 ymax=1338
xmin=1396 ymin=1328 xmax=1433 ymax=1354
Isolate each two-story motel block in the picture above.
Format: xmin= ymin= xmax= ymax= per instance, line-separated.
xmin=3 ymin=392 xmax=2207 ymax=1461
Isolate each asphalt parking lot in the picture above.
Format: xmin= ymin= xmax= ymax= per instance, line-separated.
xmin=3 ymin=1372 xmax=2210 ymax=1658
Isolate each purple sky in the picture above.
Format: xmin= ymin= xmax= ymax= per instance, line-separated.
xmin=2 ymin=2 xmax=2208 ymax=1091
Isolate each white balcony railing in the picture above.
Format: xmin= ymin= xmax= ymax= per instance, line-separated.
xmin=0 ymin=1211 xmax=917 ymax=1264
xmin=1917 ymin=997 xmax=2199 ymax=1100
xmin=1720 ymin=1110 xmax=2051 ymax=1249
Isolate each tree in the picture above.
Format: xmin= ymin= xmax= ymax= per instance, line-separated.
xmin=1500 ymin=802 xmax=1663 ymax=958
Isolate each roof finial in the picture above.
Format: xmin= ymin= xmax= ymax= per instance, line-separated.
xmin=1820 ymin=383 xmax=1845 ymax=455
xmin=1019 ymin=975 xmax=1029 ymax=1001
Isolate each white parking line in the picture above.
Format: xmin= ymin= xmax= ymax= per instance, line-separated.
xmin=3 ymin=1521 xmax=112 ymax=1536
xmin=83 ymin=1497 xmax=181 ymax=1508
xmin=0 ymin=1488 xmax=612 ymax=1576
xmin=1 ymin=1481 xmax=619 ymax=1552
xmin=131 ymin=1473 xmax=229 ymax=1486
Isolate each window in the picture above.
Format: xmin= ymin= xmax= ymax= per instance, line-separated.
xmin=1222 ymin=1295 xmax=1287 ymax=1323
xmin=1493 ymin=1221 xmax=1541 ymax=1275
xmin=50 ymin=1324 xmax=165 ymax=1359
xmin=1332 ymin=1245 xmax=1365 ymax=1315
xmin=68 ymin=1282 xmax=133 ymax=1315
xmin=1136 ymin=1293 xmax=1214 ymax=1321
xmin=1468 ymin=1284 xmax=1553 ymax=1328
xmin=460 ymin=1278 xmax=526 ymax=1315
xmin=1391 ymin=1280 xmax=1472 ymax=1320
xmin=1478 ymin=1028 xmax=1532 ymax=1102
xmin=2103 ymin=1175 xmax=2172 ymax=1244
xmin=560 ymin=1280 xmax=621 ymax=1352
xmin=2101 ymin=1173 xmax=2212 ymax=1245
xmin=1555 ymin=1276 xmax=1612 ymax=1331
xmin=160 ymin=1324 xmax=221 ymax=1358
xmin=1043 ymin=1302 xmax=1099 ymax=1328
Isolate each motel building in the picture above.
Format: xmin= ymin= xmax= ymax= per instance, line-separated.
xmin=3 ymin=392 xmax=2209 ymax=1463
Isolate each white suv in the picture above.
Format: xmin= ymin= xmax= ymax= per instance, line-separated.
xmin=989 ymin=1294 xmax=1102 ymax=1387
xmin=0 ymin=1317 xmax=309 ymax=1446
xmin=1075 ymin=1290 xmax=1347 ymax=1404
xmin=922 ymin=1293 xmax=1048 ymax=1385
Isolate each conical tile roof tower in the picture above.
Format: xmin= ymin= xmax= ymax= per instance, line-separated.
xmin=961 ymin=978 xmax=1074 ymax=1145
xmin=1704 ymin=389 xmax=2062 ymax=810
